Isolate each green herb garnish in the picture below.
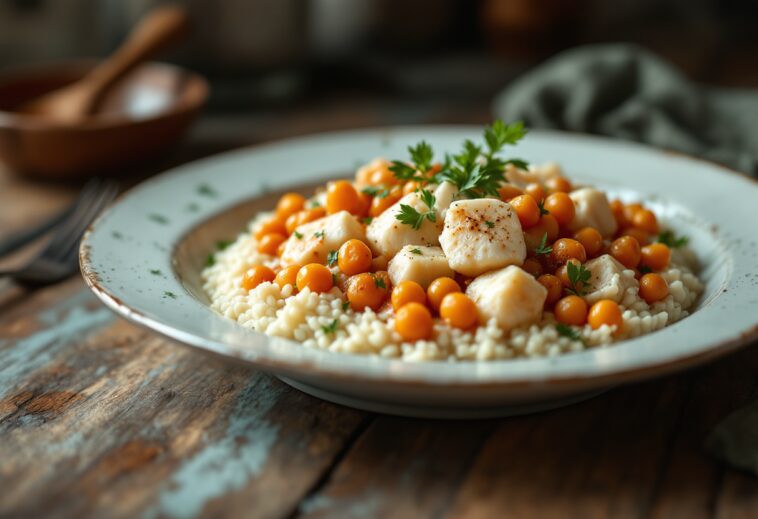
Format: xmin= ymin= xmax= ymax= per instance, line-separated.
xmin=362 ymin=217 xmax=373 ymax=225
xmin=163 ymin=291 xmax=177 ymax=299
xmin=409 ymin=248 xmax=423 ymax=255
xmin=149 ymin=269 xmax=162 ymax=276
xmin=321 ymin=319 xmax=339 ymax=334
xmin=639 ymin=265 xmax=653 ymax=274
xmin=395 ymin=189 xmax=436 ymax=230
xmin=294 ymin=231 xmax=303 ymax=239
xmin=342 ymin=301 xmax=350 ymax=311
xmin=556 ymin=324 xmax=584 ymax=344
xmin=148 ymin=213 xmax=169 ymax=225
xmin=362 ymin=186 xmax=391 ymax=199
xmin=205 ymin=253 xmax=216 ymax=267
xmin=538 ymin=199 xmax=550 ymax=216
xmin=372 ymin=274 xmax=386 ymax=289
xmin=534 ymin=233 xmax=553 ymax=256
xmin=197 ymin=184 xmax=217 ymax=197
xmin=485 ymin=220 xmax=495 ymax=228
xmin=327 ymin=250 xmax=338 ymax=267
xmin=216 ymin=239 xmax=233 ymax=251
xmin=314 ymin=230 xmax=325 ymax=239
xmin=390 ymin=141 xmax=434 ymax=181
xmin=657 ymin=230 xmax=689 ymax=248
xmin=566 ymin=261 xmax=591 ymax=295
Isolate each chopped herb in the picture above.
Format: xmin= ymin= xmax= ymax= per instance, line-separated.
xmin=534 ymin=233 xmax=553 ymax=256
xmin=485 ymin=220 xmax=495 ymax=228
xmin=294 ymin=231 xmax=303 ymax=239
xmin=149 ymin=269 xmax=162 ymax=276
xmin=216 ymin=239 xmax=233 ymax=251
xmin=332 ymin=272 xmax=338 ymax=286
xmin=409 ymin=248 xmax=423 ymax=255
xmin=327 ymin=250 xmax=339 ymax=267
xmin=566 ymin=261 xmax=591 ymax=295
xmin=395 ymin=189 xmax=436 ymax=230
xmin=639 ymin=265 xmax=653 ymax=274
xmin=484 ymin=120 xmax=528 ymax=157
xmin=205 ymin=253 xmax=216 ymax=267
xmin=538 ymin=199 xmax=550 ymax=216
xmin=321 ymin=319 xmax=339 ymax=334
xmin=342 ymin=301 xmax=350 ymax=311
xmin=148 ymin=213 xmax=169 ymax=225
xmin=314 ymin=230 xmax=325 ymax=239
xmin=657 ymin=230 xmax=689 ymax=248
xmin=362 ymin=217 xmax=374 ymax=225
xmin=362 ymin=186 xmax=391 ymax=199
xmin=408 ymin=141 xmax=434 ymax=172
xmin=163 ymin=291 xmax=177 ymax=299
xmin=556 ymin=323 xmax=584 ymax=344
xmin=372 ymin=274 xmax=386 ymax=289
xmin=197 ymin=184 xmax=217 ymax=197
xmin=309 ymin=199 xmax=322 ymax=208
xmin=111 ymin=231 xmax=123 ymax=240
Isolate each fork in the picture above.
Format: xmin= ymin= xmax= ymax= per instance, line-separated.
xmin=0 ymin=178 xmax=119 ymax=287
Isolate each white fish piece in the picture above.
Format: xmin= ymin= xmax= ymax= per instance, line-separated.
xmin=568 ymin=187 xmax=618 ymax=238
xmin=280 ymin=211 xmax=365 ymax=267
xmin=388 ymin=245 xmax=454 ymax=289
xmin=505 ymin=161 xmax=562 ymax=187
xmin=366 ymin=191 xmax=442 ymax=258
xmin=433 ymin=181 xmax=459 ymax=220
xmin=439 ymin=198 xmax=526 ymax=277
xmin=582 ymin=254 xmax=639 ymax=304
xmin=466 ymin=265 xmax=547 ymax=331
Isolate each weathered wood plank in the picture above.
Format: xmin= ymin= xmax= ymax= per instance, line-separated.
xmin=0 ymin=285 xmax=367 ymax=519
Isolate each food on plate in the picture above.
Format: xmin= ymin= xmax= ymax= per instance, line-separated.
xmin=203 ymin=121 xmax=703 ymax=361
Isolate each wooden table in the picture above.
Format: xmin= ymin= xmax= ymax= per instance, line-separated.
xmin=1 ymin=108 xmax=757 ymax=519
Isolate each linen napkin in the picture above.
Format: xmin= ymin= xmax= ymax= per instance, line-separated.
xmin=495 ymin=43 xmax=758 ymax=475
xmin=494 ymin=43 xmax=758 ymax=176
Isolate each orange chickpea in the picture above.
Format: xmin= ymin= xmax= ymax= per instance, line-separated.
xmin=610 ymin=235 xmax=641 ymax=269
xmin=258 ymin=232 xmax=287 ymax=255
xmin=371 ymin=255 xmax=389 ymax=271
xmin=346 ymin=272 xmax=389 ymax=311
xmin=275 ymin=193 xmax=306 ymax=220
xmin=554 ymin=295 xmax=588 ymax=326
xmin=621 ymin=227 xmax=650 ymax=247
xmin=587 ymin=300 xmax=623 ymax=330
xmin=403 ymin=181 xmax=420 ymax=196
xmin=391 ymin=281 xmax=427 ymax=311
xmin=538 ymin=274 xmax=563 ymax=305
xmin=632 ymin=209 xmax=659 ymax=234
xmin=242 ymin=266 xmax=275 ymax=291
xmin=550 ymin=238 xmax=587 ymax=266
xmin=522 ymin=257 xmax=544 ymax=277
xmin=498 ymin=184 xmax=523 ymax=201
xmin=639 ymin=273 xmax=669 ymax=303
xmin=326 ymin=180 xmax=362 ymax=215
xmin=369 ymin=189 xmax=402 ymax=217
xmin=369 ymin=166 xmax=398 ymax=186
xmin=543 ymin=192 xmax=575 ymax=227
xmin=573 ymin=227 xmax=603 ymax=258
xmin=427 ymin=277 xmax=462 ymax=312
xmin=524 ymin=183 xmax=546 ymax=202
xmin=623 ymin=203 xmax=644 ymax=225
xmin=274 ymin=265 xmax=300 ymax=289
xmin=254 ymin=217 xmax=287 ymax=240
xmin=640 ymin=243 xmax=671 ymax=271
xmin=524 ymin=214 xmax=561 ymax=253
xmin=296 ymin=263 xmax=334 ymax=293
xmin=337 ymin=239 xmax=373 ymax=276
xmin=510 ymin=194 xmax=541 ymax=228
xmin=439 ymin=292 xmax=478 ymax=330
xmin=285 ymin=207 xmax=326 ymax=234
xmin=395 ymin=302 xmax=433 ymax=341
xmin=545 ymin=176 xmax=572 ymax=194
xmin=610 ymin=199 xmax=628 ymax=229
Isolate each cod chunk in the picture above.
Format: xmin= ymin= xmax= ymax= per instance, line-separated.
xmin=366 ymin=191 xmax=442 ymax=258
xmin=568 ymin=188 xmax=618 ymax=238
xmin=433 ymin=181 xmax=459 ymax=220
xmin=388 ymin=245 xmax=454 ymax=289
xmin=439 ymin=199 xmax=526 ymax=277
xmin=582 ymin=254 xmax=639 ymax=304
xmin=466 ymin=265 xmax=547 ymax=331
xmin=280 ymin=211 xmax=365 ymax=267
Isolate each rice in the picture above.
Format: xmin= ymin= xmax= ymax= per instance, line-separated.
xmin=202 ymin=213 xmax=704 ymax=362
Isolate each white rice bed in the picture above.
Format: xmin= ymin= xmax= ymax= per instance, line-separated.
xmin=202 ymin=215 xmax=704 ymax=362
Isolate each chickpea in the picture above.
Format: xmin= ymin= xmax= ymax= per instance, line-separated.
xmin=275 ymin=193 xmax=306 ymax=220
xmin=326 ymin=180 xmax=362 ymax=215
xmin=587 ymin=300 xmax=623 ymax=330
xmin=524 ymin=183 xmax=545 ymax=202
xmin=610 ymin=235 xmax=641 ymax=269
xmin=498 ymin=184 xmax=523 ymax=201
xmin=369 ymin=189 xmax=402 ymax=217
xmin=258 ymin=232 xmax=287 ymax=255
xmin=346 ymin=272 xmax=389 ymax=311
xmin=621 ymin=227 xmax=650 ymax=247
xmin=510 ymin=194 xmax=541 ymax=229
xmin=639 ymin=273 xmax=669 ymax=303
xmin=522 ymin=257 xmax=544 ymax=277
xmin=640 ymin=243 xmax=671 ymax=271
xmin=242 ymin=266 xmax=275 ymax=291
xmin=545 ymin=176 xmax=572 ymax=193
xmin=274 ymin=265 xmax=299 ymax=289
xmin=543 ymin=192 xmax=575 ymax=227
xmin=254 ymin=217 xmax=287 ymax=240
xmin=573 ymin=227 xmax=603 ymax=258
xmin=623 ymin=203 xmax=644 ymax=225
xmin=337 ymin=239 xmax=373 ymax=276
xmin=285 ymin=207 xmax=326 ymax=235
xmin=395 ymin=302 xmax=433 ymax=341
xmin=391 ymin=281 xmax=427 ymax=311
xmin=537 ymin=274 xmax=563 ymax=305
xmin=554 ymin=295 xmax=588 ymax=326
xmin=632 ymin=209 xmax=659 ymax=234
xmin=610 ymin=199 xmax=628 ymax=229
xmin=427 ymin=277 xmax=462 ymax=312
xmin=549 ymin=238 xmax=587 ymax=267
xmin=296 ymin=263 xmax=334 ymax=293
xmin=439 ymin=293 xmax=478 ymax=330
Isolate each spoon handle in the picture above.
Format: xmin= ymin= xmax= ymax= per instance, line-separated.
xmin=83 ymin=5 xmax=189 ymax=113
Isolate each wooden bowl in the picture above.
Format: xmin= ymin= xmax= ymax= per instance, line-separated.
xmin=0 ymin=60 xmax=208 ymax=180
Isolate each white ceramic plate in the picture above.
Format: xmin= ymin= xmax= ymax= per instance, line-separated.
xmin=80 ymin=127 xmax=758 ymax=418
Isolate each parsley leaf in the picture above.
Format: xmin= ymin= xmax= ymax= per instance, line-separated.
xmin=342 ymin=301 xmax=350 ymax=311
xmin=485 ymin=221 xmax=495 ymax=228
xmin=566 ymin=261 xmax=591 ymax=295
xmin=538 ymin=199 xmax=549 ymax=216
xmin=321 ymin=319 xmax=339 ymax=334
xmin=483 ymin=120 xmax=527 ymax=157
xmin=294 ymin=231 xmax=303 ymax=239
xmin=372 ymin=274 xmax=386 ymax=289
xmin=362 ymin=186 xmax=391 ymax=198
xmin=327 ymin=250 xmax=338 ymax=267
xmin=408 ymin=141 xmax=434 ymax=172
xmin=556 ymin=323 xmax=584 ymax=344
xmin=389 ymin=161 xmax=422 ymax=181
xmin=314 ymin=230 xmax=325 ymax=239
xmin=409 ymin=247 xmax=423 ymax=255
xmin=362 ymin=216 xmax=373 ymax=225
xmin=639 ymin=265 xmax=653 ymax=274
xmin=657 ymin=230 xmax=689 ymax=248
xmin=205 ymin=253 xmax=216 ymax=267
xmin=534 ymin=233 xmax=553 ymax=256
xmin=216 ymin=239 xmax=233 ymax=251
xmin=395 ymin=189 xmax=437 ymax=230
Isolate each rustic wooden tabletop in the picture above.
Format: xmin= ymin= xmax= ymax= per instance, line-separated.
xmin=1 ymin=104 xmax=757 ymax=519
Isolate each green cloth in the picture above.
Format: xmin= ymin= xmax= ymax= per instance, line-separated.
xmin=494 ymin=44 xmax=758 ymax=176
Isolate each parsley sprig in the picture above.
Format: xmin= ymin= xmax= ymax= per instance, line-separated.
xmin=321 ymin=319 xmax=339 ymax=335
xmin=362 ymin=186 xmax=391 ymax=199
xmin=395 ymin=189 xmax=437 ymax=230
xmin=657 ymin=230 xmax=689 ymax=248
xmin=327 ymin=250 xmax=338 ymax=267
xmin=556 ymin=324 xmax=585 ymax=344
xmin=534 ymin=233 xmax=553 ymax=256
xmin=390 ymin=141 xmax=435 ymax=181
xmin=566 ymin=261 xmax=591 ymax=296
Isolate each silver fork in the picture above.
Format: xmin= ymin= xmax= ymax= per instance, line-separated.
xmin=0 ymin=178 xmax=119 ymax=287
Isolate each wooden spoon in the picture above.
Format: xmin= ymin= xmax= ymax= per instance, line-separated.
xmin=21 ymin=5 xmax=189 ymax=123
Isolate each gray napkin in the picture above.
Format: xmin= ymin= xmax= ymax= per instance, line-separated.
xmin=495 ymin=43 xmax=758 ymax=475
xmin=494 ymin=43 xmax=758 ymax=176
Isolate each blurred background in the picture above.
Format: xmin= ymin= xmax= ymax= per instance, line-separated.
xmin=2 ymin=0 xmax=758 ymax=160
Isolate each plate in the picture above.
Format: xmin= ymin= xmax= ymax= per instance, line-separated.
xmin=80 ymin=127 xmax=758 ymax=418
